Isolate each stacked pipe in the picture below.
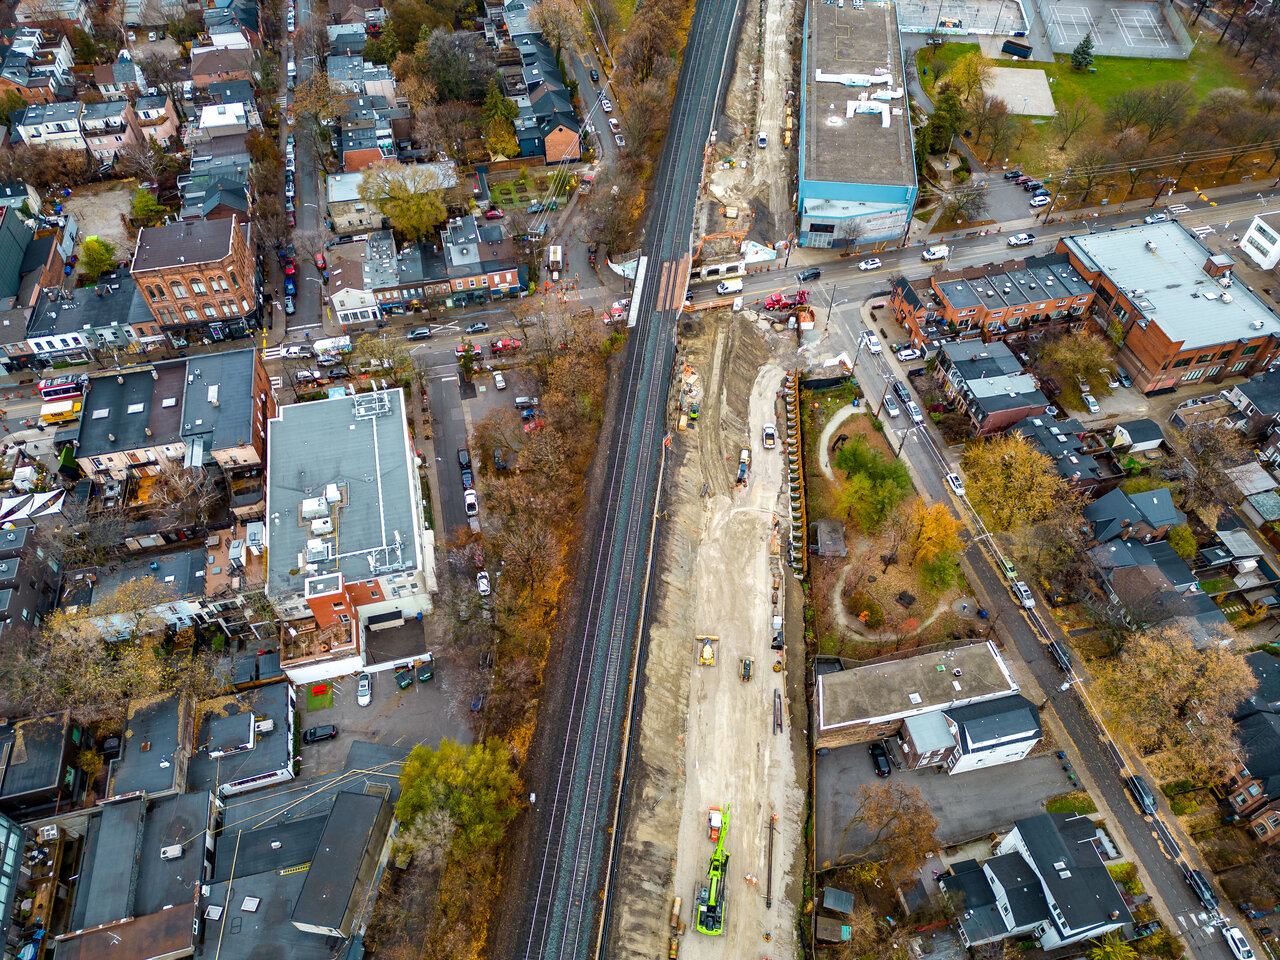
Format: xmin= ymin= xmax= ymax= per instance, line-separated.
xmin=782 ymin=371 xmax=806 ymax=576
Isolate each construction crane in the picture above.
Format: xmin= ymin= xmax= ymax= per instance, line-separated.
xmin=696 ymin=803 xmax=730 ymax=935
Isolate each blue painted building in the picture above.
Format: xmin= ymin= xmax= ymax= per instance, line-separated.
xmin=797 ymin=0 xmax=918 ymax=247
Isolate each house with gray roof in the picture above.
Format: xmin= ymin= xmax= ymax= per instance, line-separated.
xmin=900 ymin=693 xmax=1042 ymax=774
xmin=1008 ymin=414 xmax=1120 ymax=494
xmin=1111 ymin=418 xmax=1165 ymax=454
xmin=1227 ymin=652 xmax=1280 ymax=846
xmin=1084 ymin=487 xmax=1185 ymax=544
xmin=937 ymin=341 xmax=1048 ymax=436
xmin=1087 ymin=538 xmax=1228 ymax=639
xmin=943 ymin=812 xmax=1131 ymax=949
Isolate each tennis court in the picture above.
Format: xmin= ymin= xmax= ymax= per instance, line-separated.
xmin=895 ymin=0 xmax=1029 ymax=35
xmin=1036 ymin=0 xmax=1191 ymax=57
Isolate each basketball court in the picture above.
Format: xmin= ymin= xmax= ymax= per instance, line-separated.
xmin=1036 ymin=0 xmax=1189 ymax=57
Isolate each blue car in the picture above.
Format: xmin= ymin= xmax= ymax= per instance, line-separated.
xmin=284 ymin=277 xmax=296 ymax=296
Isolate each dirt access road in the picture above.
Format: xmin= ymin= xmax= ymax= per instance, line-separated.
xmin=607 ymin=311 xmax=806 ymax=959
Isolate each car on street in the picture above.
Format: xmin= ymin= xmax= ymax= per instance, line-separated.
xmin=757 ymin=132 xmax=767 ymax=148
xmin=493 ymin=372 xmax=506 ymax=390
xmin=466 ymin=322 xmax=490 ymax=334
xmin=601 ymin=99 xmax=613 ymax=112
xmin=615 ymin=134 xmax=626 ymax=147
xmin=302 ymin=724 xmax=338 ymax=744
xmin=356 ymin=673 xmax=371 ymax=706
xmin=858 ymin=257 xmax=881 ymax=271
xmin=464 ymin=489 xmax=478 ymax=516
xmin=1127 ymin=774 xmax=1159 ymax=815
xmin=896 ymin=347 xmax=921 ymax=362
xmin=461 ymin=465 xmax=473 ymax=488
xmin=944 ymin=472 xmax=965 ymax=496
xmin=762 ymin=424 xmax=776 ymax=449
xmin=862 ymin=332 xmax=882 ymax=354
xmin=589 ymin=68 xmax=599 ymax=81
xmin=1186 ymin=868 xmax=1218 ymax=910
xmin=284 ymin=181 xmax=295 ymax=198
xmin=458 ymin=447 xmax=471 ymax=470
xmin=1225 ymin=927 xmax=1255 ymax=960
xmin=1013 ymin=580 xmax=1036 ymax=608
xmin=1003 ymin=169 xmax=1023 ymax=179
xmin=882 ymin=394 xmax=900 ymax=418
xmin=284 ymin=296 xmax=296 ymax=315
xmin=1029 ymin=195 xmax=1051 ymax=207
xmin=283 ymin=258 xmax=296 ymax=275
xmin=1048 ymin=640 xmax=1072 ymax=672
xmin=455 ymin=343 xmax=479 ymax=357
xmin=314 ymin=252 xmax=326 ymax=270
xmin=484 ymin=208 xmax=504 ymax=219
xmin=1007 ymin=233 xmax=1035 ymax=247
xmin=284 ymin=277 xmax=296 ymax=296
xmin=287 ymin=211 xmax=296 ymax=226
xmin=1144 ymin=213 xmax=1168 ymax=224
xmin=906 ymin=400 xmax=924 ymax=424
xmin=608 ymin=118 xmax=621 ymax=133
xmin=1081 ymin=392 xmax=1100 ymax=414
xmin=868 ymin=742 xmax=891 ymax=777
xmin=796 ymin=267 xmax=822 ymax=283
xmin=476 ymin=571 xmax=491 ymax=596
xmin=998 ymin=556 xmax=1018 ymax=580
xmin=407 ymin=327 xmax=431 ymax=340
xmin=281 ymin=344 xmax=310 ymax=358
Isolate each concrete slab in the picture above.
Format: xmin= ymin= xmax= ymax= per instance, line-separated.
xmin=984 ymin=67 xmax=1056 ymax=116
xmin=814 ymin=743 xmax=1067 ymax=867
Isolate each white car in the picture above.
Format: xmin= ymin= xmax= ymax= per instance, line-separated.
xmin=1144 ymin=213 xmax=1168 ymax=224
xmin=757 ymin=132 xmax=767 ymax=148
xmin=896 ymin=347 xmax=921 ymax=362
xmin=608 ymin=118 xmax=621 ymax=133
xmin=1013 ymin=580 xmax=1036 ymax=608
xmin=862 ymin=332 xmax=882 ymax=354
xmin=1081 ymin=393 xmax=1100 ymax=414
xmin=858 ymin=258 xmax=882 ymax=271
xmin=1224 ymin=927 xmax=1254 ymax=960
xmin=493 ymin=372 xmax=506 ymax=390
xmin=476 ymin=571 xmax=491 ymax=596
xmin=600 ymin=99 xmax=613 ymax=112
xmin=464 ymin=489 xmax=478 ymax=516
xmin=1029 ymin=195 xmax=1051 ymax=208
xmin=762 ymin=424 xmax=777 ymax=449
xmin=1007 ymin=233 xmax=1035 ymax=247
xmin=883 ymin=394 xmax=901 ymax=418
xmin=906 ymin=401 xmax=924 ymax=424
xmin=945 ymin=472 xmax=966 ymax=496
xmin=614 ymin=134 xmax=626 ymax=147
xmin=356 ymin=673 xmax=371 ymax=706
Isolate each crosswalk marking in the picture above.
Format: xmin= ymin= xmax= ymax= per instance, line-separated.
xmin=269 ymin=375 xmax=283 ymax=391
xmin=262 ymin=346 xmax=283 ymax=361
xmin=1193 ymin=224 xmax=1215 ymax=238
xmin=1168 ymin=203 xmax=1190 ymax=214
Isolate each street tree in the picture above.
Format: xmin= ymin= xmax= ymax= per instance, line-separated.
xmin=353 ymin=332 xmax=413 ymax=376
xmin=832 ymin=781 xmax=939 ymax=879
xmin=1064 ymin=143 xmax=1120 ymax=204
xmin=291 ymin=73 xmax=350 ymax=149
xmin=81 ymin=237 xmax=117 ymax=281
xmin=395 ymin=737 xmax=520 ymax=859
xmin=1173 ymin=422 xmax=1251 ymax=523
xmin=1099 ymin=624 xmax=1255 ymax=780
xmin=1050 ymin=97 xmax=1097 ymax=150
xmin=358 ymin=158 xmax=449 ymax=241
xmin=961 ymin=434 xmax=1079 ymax=532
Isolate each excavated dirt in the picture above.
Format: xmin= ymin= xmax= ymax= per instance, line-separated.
xmin=607 ymin=311 xmax=807 ymax=960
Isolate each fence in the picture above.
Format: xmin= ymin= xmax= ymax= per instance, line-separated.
xmin=1030 ymin=0 xmax=1193 ymax=59
xmin=895 ymin=0 xmax=1029 ymax=34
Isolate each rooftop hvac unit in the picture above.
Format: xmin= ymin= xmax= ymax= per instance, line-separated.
xmin=305 ymin=538 xmax=328 ymax=563
xmin=310 ymin=518 xmax=334 ymax=535
xmin=254 ymin=718 xmax=274 ymax=734
xmin=160 ymin=844 xmax=184 ymax=861
xmin=37 ymin=824 xmax=59 ymax=842
xmin=325 ymin=482 xmax=342 ymax=504
xmin=300 ymin=497 xmax=328 ymax=520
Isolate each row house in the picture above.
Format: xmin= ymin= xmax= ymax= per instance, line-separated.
xmin=1007 ymin=414 xmax=1122 ymax=496
xmin=15 ymin=99 xmax=85 ymax=151
xmin=14 ymin=0 xmax=92 ymax=37
xmin=200 ymin=0 xmax=261 ymax=44
xmin=186 ymin=100 xmax=260 ymax=146
xmin=1227 ymin=652 xmax=1280 ymax=844
xmin=133 ymin=93 xmax=181 ymax=146
xmin=0 ymin=519 xmax=62 ymax=640
xmin=1058 ymin=222 xmax=1280 ymax=394
xmin=335 ymin=95 xmax=396 ymax=171
xmin=203 ymin=22 xmax=256 ymax=50
xmin=92 ymin=52 xmax=145 ymax=99
xmin=130 ymin=214 xmax=261 ymax=344
xmin=331 ymin=0 xmax=385 ymax=26
xmin=82 ymin=99 xmax=142 ymax=163
xmin=190 ymin=44 xmax=253 ymax=88
xmin=509 ymin=35 xmax=580 ymax=162
xmin=0 ymin=28 xmax=73 ymax=104
xmin=936 ymin=340 xmax=1049 ymax=436
xmin=27 ymin=274 xmax=154 ymax=366
xmin=890 ymin=252 xmax=1096 ymax=351
xmin=326 ymin=54 xmax=395 ymax=100
xmin=327 ymin=22 xmax=367 ymax=54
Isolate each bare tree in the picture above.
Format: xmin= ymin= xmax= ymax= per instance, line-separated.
xmin=1050 ymin=97 xmax=1097 ymax=150
xmin=152 ymin=460 xmax=223 ymax=528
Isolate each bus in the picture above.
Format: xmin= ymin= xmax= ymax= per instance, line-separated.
xmin=37 ymin=375 xmax=86 ymax=402
xmin=313 ymin=336 xmax=352 ymax=360
xmin=39 ymin=399 xmax=82 ymax=425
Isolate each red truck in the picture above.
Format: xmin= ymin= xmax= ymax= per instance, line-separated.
xmin=490 ymin=338 xmax=522 ymax=354
xmin=763 ymin=290 xmax=810 ymax=311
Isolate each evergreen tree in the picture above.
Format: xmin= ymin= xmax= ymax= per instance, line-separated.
xmin=1071 ymin=32 xmax=1095 ymax=69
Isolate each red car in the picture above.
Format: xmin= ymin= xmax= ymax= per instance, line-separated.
xmin=489 ymin=337 xmax=522 ymax=353
xmin=283 ymin=258 xmax=296 ymax=276
xmin=484 ymin=208 xmax=504 ymax=219
xmin=287 ymin=212 xmax=296 ymax=226
xmin=455 ymin=343 xmax=480 ymax=357
xmin=314 ymin=252 xmax=326 ymax=269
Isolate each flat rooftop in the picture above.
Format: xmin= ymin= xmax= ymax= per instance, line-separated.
xmin=802 ymin=0 xmax=913 ymax=188
xmin=934 ymin=253 xmax=1094 ymax=312
xmin=108 ymin=694 xmax=185 ymax=798
xmin=264 ymin=391 xmax=420 ymax=598
xmin=815 ymin=641 xmax=1018 ymax=736
xmin=187 ymin=682 xmax=292 ymax=795
xmin=1063 ymin=222 xmax=1280 ymax=350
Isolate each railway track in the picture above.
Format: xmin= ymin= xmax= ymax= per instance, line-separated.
xmin=516 ymin=0 xmax=744 ymax=956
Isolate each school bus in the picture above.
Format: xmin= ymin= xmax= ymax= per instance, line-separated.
xmin=39 ymin=399 xmax=83 ymax=425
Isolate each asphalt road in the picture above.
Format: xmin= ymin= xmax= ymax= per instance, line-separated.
xmin=281 ymin=0 xmax=325 ymax=334
xmin=838 ymin=325 xmax=1242 ymax=960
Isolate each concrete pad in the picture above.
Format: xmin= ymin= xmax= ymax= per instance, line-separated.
xmin=815 ymin=744 xmax=1067 ymax=867
xmin=984 ymin=67 xmax=1056 ymax=116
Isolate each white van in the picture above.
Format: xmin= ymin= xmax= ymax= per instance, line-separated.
xmin=287 ymin=60 xmax=297 ymax=80
xmin=716 ymin=278 xmax=744 ymax=295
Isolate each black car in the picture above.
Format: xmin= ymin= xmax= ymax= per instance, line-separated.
xmin=302 ymin=724 xmax=338 ymax=744
xmin=1127 ymin=775 xmax=1158 ymax=815
xmin=1022 ymin=180 xmax=1043 ymax=191
xmin=869 ymin=741 xmax=891 ymax=777
xmin=1186 ymin=868 xmax=1219 ymax=910
xmin=1047 ymin=640 xmax=1072 ymax=672
xmin=494 ymin=447 xmax=508 ymax=470
xmin=458 ymin=447 xmax=471 ymax=469
xmin=796 ymin=267 xmax=822 ymax=283
xmin=1003 ymin=169 xmax=1023 ymax=180
xmin=893 ymin=379 xmax=912 ymax=403
xmin=589 ymin=68 xmax=599 ymax=81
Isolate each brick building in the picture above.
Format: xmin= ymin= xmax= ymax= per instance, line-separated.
xmin=129 ymin=214 xmax=261 ymax=343
xmin=1058 ymin=222 xmax=1280 ymax=394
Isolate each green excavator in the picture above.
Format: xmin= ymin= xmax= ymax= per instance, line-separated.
xmin=695 ymin=803 xmax=730 ymax=935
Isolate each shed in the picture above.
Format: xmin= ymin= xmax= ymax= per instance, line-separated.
xmin=1226 ymin=462 xmax=1279 ymax=501
xmin=823 ymin=887 xmax=855 ymax=913
xmin=1111 ymin=418 xmax=1164 ymax=453
xmin=816 ymin=917 xmax=853 ymax=942
xmin=809 ymin=519 xmax=848 ymax=558
xmin=1244 ymin=490 xmax=1280 ymax=527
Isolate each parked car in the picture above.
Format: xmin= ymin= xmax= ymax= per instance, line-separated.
xmin=302 ymin=724 xmax=338 ymax=744
xmin=1186 ymin=868 xmax=1218 ymax=910
xmin=1032 ymin=188 xmax=1051 ymax=198
xmin=906 ymin=401 xmax=923 ymax=424
xmin=608 ymin=117 xmax=621 ymax=133
xmin=614 ymin=134 xmax=626 ymax=147
xmin=1048 ymin=640 xmax=1072 ymax=672
xmin=284 ymin=277 xmax=296 ymax=296
xmin=1081 ymin=393 xmax=1100 ymax=414
xmin=589 ymin=68 xmax=599 ymax=81
xmin=466 ymin=322 xmax=490 ymax=334
xmin=1116 ymin=367 xmax=1132 ymax=388
xmin=944 ymin=472 xmax=965 ymax=496
xmin=283 ymin=258 xmax=296 ymax=275
xmin=1012 ymin=580 xmax=1036 ymax=608
xmin=862 ymin=332 xmax=882 ymax=354
xmin=882 ymin=394 xmax=901 ymax=418
xmin=284 ymin=296 xmax=296 ymax=315
xmin=1225 ymin=928 xmax=1255 ymax=960
xmin=1128 ymin=775 xmax=1159 ymax=815
xmin=314 ymin=252 xmax=326 ymax=269
xmin=601 ymin=99 xmax=613 ymax=112
xmin=762 ymin=424 xmax=777 ymax=449
xmin=757 ymin=132 xmax=767 ymax=148
xmin=356 ymin=673 xmax=371 ymax=706
xmin=476 ymin=571 xmax=491 ymax=596
xmin=1015 ymin=175 xmax=1032 ymax=185
xmin=1029 ymin=195 xmax=1051 ymax=207
xmin=896 ymin=347 xmax=921 ymax=362
xmin=464 ymin=489 xmax=478 ymax=517
xmin=1007 ymin=233 xmax=1035 ymax=247
xmin=1022 ymin=180 xmax=1043 ymax=191
xmin=868 ymin=742 xmax=891 ymax=777
xmin=1144 ymin=213 xmax=1168 ymax=224
xmin=858 ymin=258 xmax=882 ymax=271
xmin=1003 ymin=169 xmax=1023 ymax=179
xmin=998 ymin=556 xmax=1018 ymax=580
xmin=407 ymin=327 xmax=432 ymax=340
xmin=484 ymin=208 xmax=504 ymax=219
xmin=418 ymin=653 xmax=435 ymax=682
xmin=458 ymin=447 xmax=471 ymax=470
xmin=493 ymin=372 xmax=507 ymax=389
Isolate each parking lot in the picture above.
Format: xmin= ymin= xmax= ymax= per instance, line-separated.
xmin=814 ymin=741 xmax=1067 ymax=866
xmin=296 ymin=655 xmax=475 ymax=779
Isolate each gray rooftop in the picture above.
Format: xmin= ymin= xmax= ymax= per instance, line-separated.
xmin=109 ymin=694 xmax=185 ymax=797
xmin=200 ymin=871 xmax=318 ymax=960
xmin=135 ymin=791 xmax=212 ymax=914
xmin=1063 ymin=222 xmax=1280 ymax=351
xmin=264 ymin=390 xmax=421 ymax=598
xmin=934 ymin=253 xmax=1093 ymax=313
xmin=187 ymin=682 xmax=292 ymax=795
xmin=801 ymin=0 xmax=913 ymax=188
xmin=71 ymin=796 xmax=143 ymax=928
xmin=1018 ymin=812 xmax=1131 ymax=934
xmin=211 ymin=814 xmax=326 ymax=881
xmin=0 ymin=712 xmax=71 ymax=802
xmin=946 ymin=693 xmax=1041 ymax=753
xmin=20 ymin=100 xmax=80 ymax=125
xmin=131 ymin=216 xmax=240 ymax=272
xmin=292 ymin=791 xmax=387 ymax=928
xmin=89 ymin=547 xmax=207 ymax=608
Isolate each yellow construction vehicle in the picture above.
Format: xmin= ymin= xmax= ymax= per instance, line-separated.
xmin=697 ymin=636 xmax=718 ymax=665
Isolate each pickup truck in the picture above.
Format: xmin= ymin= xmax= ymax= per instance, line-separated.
xmin=764 ymin=290 xmax=809 ymax=310
xmin=490 ymin=338 xmax=523 ymax=354
xmin=736 ymin=446 xmax=751 ymax=482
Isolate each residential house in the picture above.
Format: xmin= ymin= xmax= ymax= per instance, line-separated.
xmin=812 ymin=641 xmax=1020 ymax=749
xmin=200 ymin=0 xmax=261 ymax=44
xmin=327 ymin=21 xmax=367 ymax=54
xmin=943 ymin=813 xmax=1131 ymax=949
xmin=14 ymin=100 xmax=84 ymax=152
xmin=1008 ymin=414 xmax=1120 ymax=495
xmin=936 ymin=340 xmax=1049 ymax=436
xmin=1083 ymin=487 xmax=1185 ymax=545
xmin=130 ymin=214 xmax=261 ymax=342
xmin=509 ymin=35 xmax=580 ymax=162
xmin=0 ymin=28 xmax=74 ymax=103
xmin=898 ymin=693 xmax=1042 ymax=775
xmin=81 ymin=99 xmax=142 ymax=163
xmin=335 ymin=95 xmax=395 ymax=171
xmin=0 ymin=182 xmax=39 ymax=215
xmin=0 ymin=208 xmax=39 ymax=312
xmin=74 ymin=349 xmax=275 ymax=503
xmin=1110 ymin=418 xmax=1165 ymax=454
xmin=326 ymin=170 xmax=378 ymax=234
xmin=330 ymin=0 xmax=385 ymax=25
xmin=61 ymin=547 xmax=213 ymax=637
xmin=1224 ymin=369 xmax=1280 ymax=437
xmin=204 ymin=22 xmax=255 ymax=50
xmin=133 ymin=93 xmax=181 ymax=147
xmin=330 ymin=288 xmax=382 ymax=331
xmin=0 ymin=711 xmax=91 ymax=818
xmin=1087 ymin=537 xmax=1227 ymax=637
xmin=326 ymin=53 xmax=395 ymax=99
xmin=264 ymin=389 xmax=437 ymax=682
xmin=14 ymin=0 xmax=92 ymax=37
xmin=122 ymin=0 xmax=186 ymax=27
xmin=1058 ymin=223 xmax=1280 ymax=394
xmin=441 ymin=214 xmax=523 ymax=302
xmin=104 ymin=693 xmax=196 ymax=800
xmin=1227 ymin=651 xmax=1280 ymax=844
xmin=889 ymin=254 xmax=1096 ymax=352
xmin=0 ymin=519 xmax=62 ymax=639
xmin=179 ymin=136 xmax=251 ymax=221
xmin=1226 ymin=462 xmax=1278 ymax=504
xmin=190 ymin=45 xmax=253 ymax=88
xmin=188 ymin=100 xmax=259 ymax=143
xmin=28 ymin=274 xmax=144 ymax=366
xmin=91 ymin=52 xmax=145 ymax=99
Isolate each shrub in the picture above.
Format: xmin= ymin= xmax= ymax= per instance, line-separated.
xmin=843 ymin=590 xmax=884 ymax=629
xmin=1046 ymin=791 xmax=1097 ymax=814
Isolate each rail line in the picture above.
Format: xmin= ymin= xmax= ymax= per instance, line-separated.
xmin=516 ymin=0 xmax=742 ymax=954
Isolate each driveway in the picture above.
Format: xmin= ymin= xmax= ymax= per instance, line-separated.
xmin=814 ymin=743 xmax=1067 ymax=866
